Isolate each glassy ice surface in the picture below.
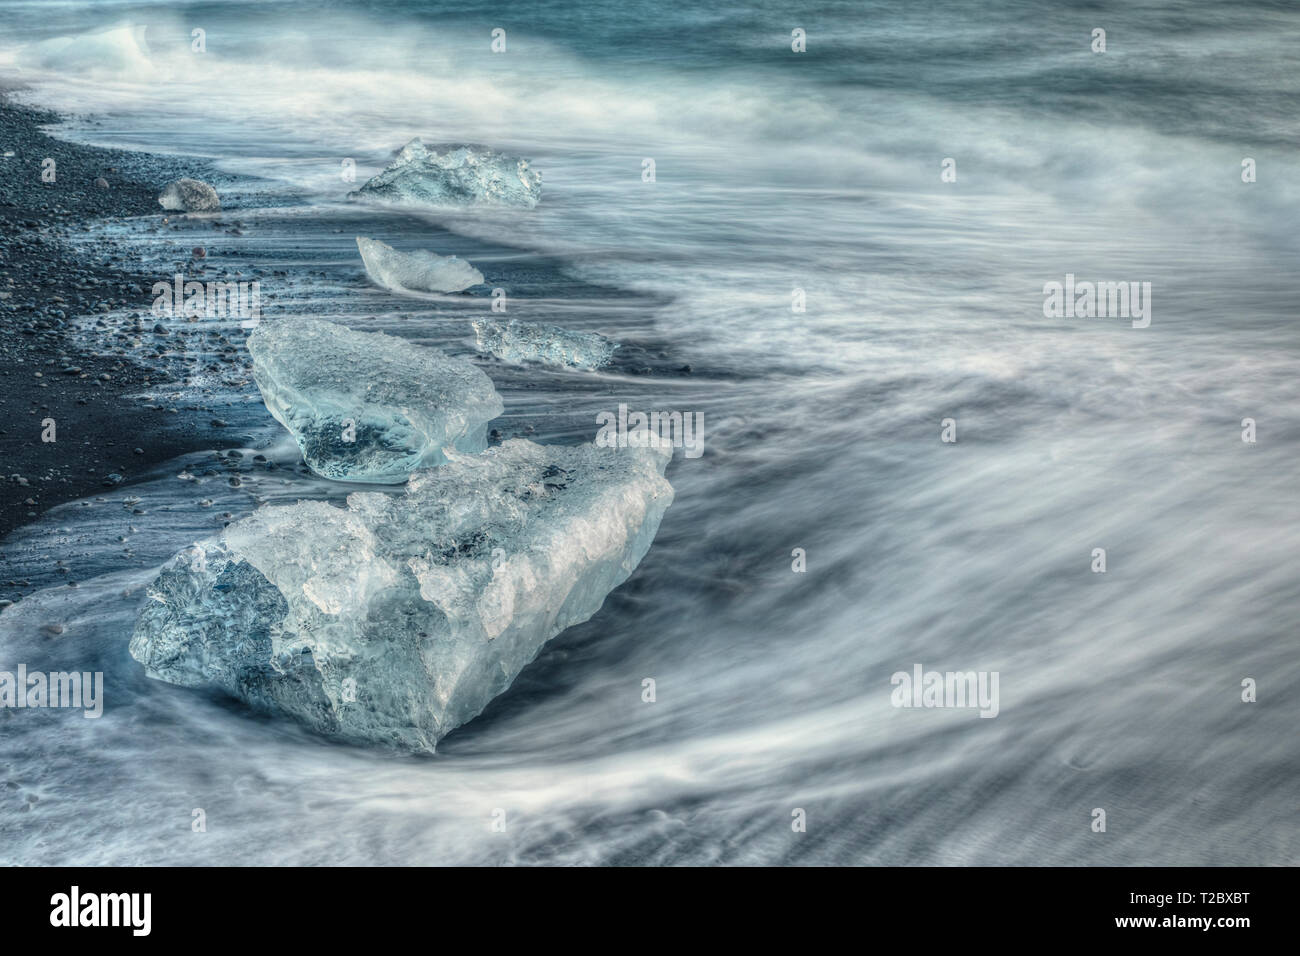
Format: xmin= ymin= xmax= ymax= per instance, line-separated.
xmin=247 ymin=317 xmax=503 ymax=482
xmin=357 ymin=236 xmax=483 ymax=295
xmin=350 ymin=138 xmax=541 ymax=209
xmin=473 ymin=318 xmax=617 ymax=370
xmin=129 ymin=437 xmax=674 ymax=752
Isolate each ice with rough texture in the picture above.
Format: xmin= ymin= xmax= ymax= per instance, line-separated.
xmin=247 ymin=318 xmax=503 ymax=483
xmin=473 ymin=318 xmax=617 ymax=371
xmin=357 ymin=237 xmax=483 ymax=295
xmin=350 ymin=138 xmax=541 ymax=209
xmin=129 ymin=436 xmax=674 ymax=751
xmin=158 ymin=178 xmax=220 ymax=212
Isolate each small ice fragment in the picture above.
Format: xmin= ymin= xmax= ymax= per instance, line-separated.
xmin=350 ymin=138 xmax=541 ymax=209
xmin=356 ymin=237 xmax=483 ymax=295
xmin=473 ymin=318 xmax=617 ymax=371
xmin=158 ymin=178 xmax=220 ymax=212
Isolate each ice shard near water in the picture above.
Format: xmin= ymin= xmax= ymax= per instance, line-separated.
xmin=247 ymin=317 xmax=503 ymax=483
xmin=473 ymin=318 xmax=617 ymax=371
xmin=357 ymin=236 xmax=483 ymax=295
xmin=350 ymin=138 xmax=541 ymax=209
xmin=129 ymin=437 xmax=674 ymax=752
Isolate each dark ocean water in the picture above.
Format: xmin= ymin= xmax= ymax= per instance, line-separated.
xmin=0 ymin=0 xmax=1296 ymax=864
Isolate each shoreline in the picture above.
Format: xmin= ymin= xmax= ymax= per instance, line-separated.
xmin=0 ymin=90 xmax=236 ymax=596
xmin=0 ymin=86 xmax=683 ymax=606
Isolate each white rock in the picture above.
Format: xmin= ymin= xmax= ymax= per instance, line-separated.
xmin=157 ymin=178 xmax=221 ymax=212
xmin=473 ymin=318 xmax=617 ymax=370
xmin=350 ymin=138 xmax=541 ymax=209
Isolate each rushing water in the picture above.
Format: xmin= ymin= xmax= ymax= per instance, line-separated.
xmin=0 ymin=0 xmax=1297 ymax=865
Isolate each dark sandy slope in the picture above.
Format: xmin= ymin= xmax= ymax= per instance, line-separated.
xmin=0 ymin=91 xmax=232 ymax=598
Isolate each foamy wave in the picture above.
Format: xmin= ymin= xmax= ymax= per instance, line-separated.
xmin=18 ymin=24 xmax=161 ymax=80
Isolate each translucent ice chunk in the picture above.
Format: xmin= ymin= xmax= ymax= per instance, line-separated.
xmin=350 ymin=138 xmax=541 ymax=209
xmin=473 ymin=318 xmax=617 ymax=371
xmin=129 ymin=437 xmax=675 ymax=751
xmin=357 ymin=237 xmax=483 ymax=295
xmin=247 ymin=318 xmax=503 ymax=483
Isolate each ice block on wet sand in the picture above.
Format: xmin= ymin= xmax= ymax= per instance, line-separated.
xmin=129 ymin=436 xmax=674 ymax=752
xmin=247 ymin=317 xmax=503 ymax=483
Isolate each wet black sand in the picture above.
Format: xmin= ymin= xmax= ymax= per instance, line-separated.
xmin=0 ymin=92 xmax=232 ymax=582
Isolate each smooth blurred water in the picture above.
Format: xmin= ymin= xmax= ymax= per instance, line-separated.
xmin=0 ymin=0 xmax=1297 ymax=865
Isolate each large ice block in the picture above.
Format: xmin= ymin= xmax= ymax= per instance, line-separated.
xmin=129 ymin=437 xmax=675 ymax=751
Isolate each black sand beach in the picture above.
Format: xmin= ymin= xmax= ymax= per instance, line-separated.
xmin=0 ymin=92 xmax=236 ymax=599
